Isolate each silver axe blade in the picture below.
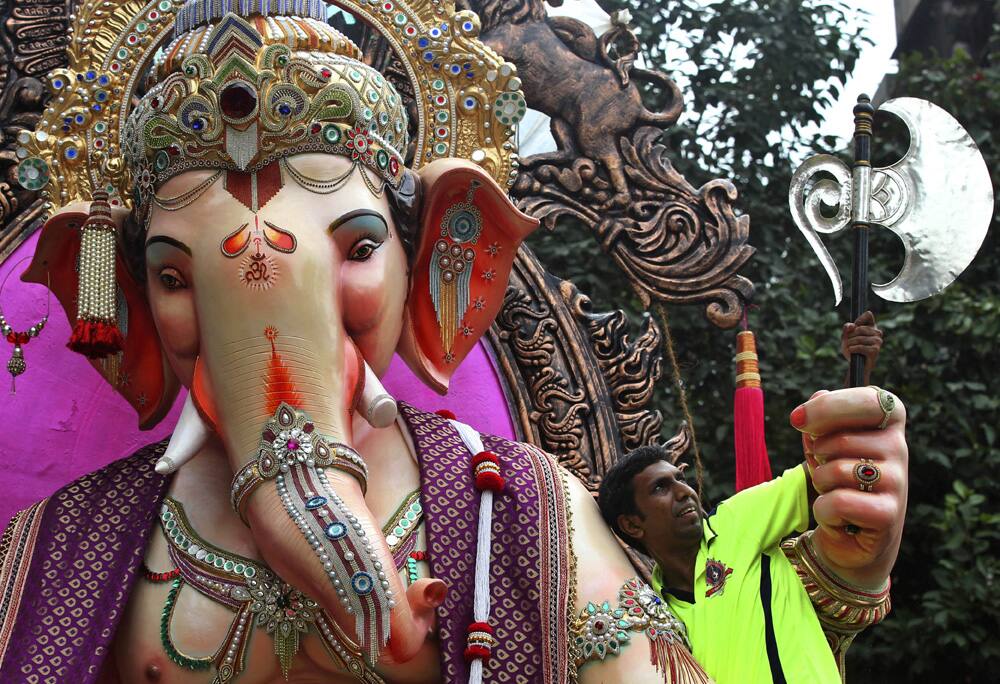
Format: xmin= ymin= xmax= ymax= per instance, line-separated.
xmin=789 ymin=97 xmax=994 ymax=305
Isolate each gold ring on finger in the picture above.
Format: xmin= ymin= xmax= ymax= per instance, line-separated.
xmin=872 ymin=386 xmax=895 ymax=429
xmin=854 ymin=458 xmax=881 ymax=492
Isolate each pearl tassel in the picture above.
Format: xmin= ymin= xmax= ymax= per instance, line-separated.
xmin=67 ymin=191 xmax=124 ymax=358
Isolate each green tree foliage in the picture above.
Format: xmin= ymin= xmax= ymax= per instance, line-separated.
xmin=528 ymin=0 xmax=999 ymax=679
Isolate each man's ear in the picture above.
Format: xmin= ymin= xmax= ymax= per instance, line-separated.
xmin=397 ymin=159 xmax=538 ymax=394
xmin=617 ymin=513 xmax=646 ymax=543
xmin=23 ymin=204 xmax=179 ymax=428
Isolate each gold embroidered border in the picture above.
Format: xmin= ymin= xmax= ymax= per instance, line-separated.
xmin=0 ymin=500 xmax=48 ymax=669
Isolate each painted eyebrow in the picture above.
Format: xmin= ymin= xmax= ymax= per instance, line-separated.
xmin=145 ymin=235 xmax=193 ymax=256
xmin=328 ymin=209 xmax=389 ymax=237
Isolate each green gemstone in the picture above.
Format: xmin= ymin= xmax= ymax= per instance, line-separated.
xmin=154 ymin=150 xmax=169 ymax=171
xmin=434 ymin=142 xmax=448 ymax=155
xmin=596 ymin=642 xmax=606 ymax=658
xmin=405 ymin=511 xmax=417 ymax=521
xmin=224 ymin=561 xmax=235 ymax=571
xmin=393 ymin=526 xmax=405 ymax=537
xmin=367 ymin=90 xmax=379 ymax=103
xmin=323 ymin=125 xmax=341 ymax=144
xmin=158 ymin=0 xmax=171 ymax=10
xmin=432 ymin=79 xmax=444 ymax=91
xmin=205 ymin=553 xmax=215 ymax=563
xmin=586 ymin=603 xmax=597 ymax=616
xmin=117 ymin=48 xmax=128 ymax=59
xmin=234 ymin=563 xmax=245 ymax=574
xmin=214 ymin=557 xmax=224 ymax=568
xmin=400 ymin=518 xmax=411 ymax=529
xmin=436 ymin=111 xmax=449 ymax=123
xmin=136 ymin=21 xmax=148 ymax=32
xmin=166 ymin=520 xmax=176 ymax=530
xmin=617 ymin=631 xmax=629 ymax=641
xmin=245 ymin=567 xmax=256 ymax=578
xmin=412 ymin=502 xmax=422 ymax=512
xmin=376 ymin=149 xmax=388 ymax=168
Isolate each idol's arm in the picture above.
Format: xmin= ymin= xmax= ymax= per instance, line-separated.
xmin=791 ymin=387 xmax=908 ymax=590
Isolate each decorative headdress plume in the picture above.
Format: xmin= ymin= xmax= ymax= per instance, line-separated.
xmin=13 ymin=0 xmax=526 ymax=359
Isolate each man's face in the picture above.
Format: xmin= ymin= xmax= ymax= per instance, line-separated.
xmin=619 ymin=461 xmax=703 ymax=553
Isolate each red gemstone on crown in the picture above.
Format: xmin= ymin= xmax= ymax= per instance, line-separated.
xmin=220 ymin=82 xmax=257 ymax=119
xmin=287 ymin=439 xmax=300 ymax=451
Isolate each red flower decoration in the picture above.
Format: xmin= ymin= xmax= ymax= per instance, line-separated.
xmin=345 ymin=124 xmax=374 ymax=164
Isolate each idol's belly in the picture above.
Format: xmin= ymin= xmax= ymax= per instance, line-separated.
xmin=113 ymin=574 xmax=442 ymax=684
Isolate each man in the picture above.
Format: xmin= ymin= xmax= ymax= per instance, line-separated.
xmin=598 ymin=318 xmax=904 ymax=683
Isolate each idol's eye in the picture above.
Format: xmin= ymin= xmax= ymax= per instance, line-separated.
xmin=348 ymin=238 xmax=382 ymax=262
xmin=158 ymin=268 xmax=187 ymax=290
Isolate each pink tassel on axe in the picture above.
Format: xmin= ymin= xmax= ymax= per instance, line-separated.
xmin=734 ymin=328 xmax=772 ymax=492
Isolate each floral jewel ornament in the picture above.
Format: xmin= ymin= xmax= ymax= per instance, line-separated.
xmin=0 ymin=257 xmax=49 ymax=392
xmin=247 ymin=570 xmax=319 ymax=679
xmin=237 ymin=402 xmax=389 ymax=665
xmin=573 ymin=578 xmax=711 ymax=683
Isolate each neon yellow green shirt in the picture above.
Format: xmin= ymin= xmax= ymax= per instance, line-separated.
xmin=651 ymin=465 xmax=840 ymax=683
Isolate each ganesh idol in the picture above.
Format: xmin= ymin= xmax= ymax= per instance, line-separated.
xmin=0 ymin=1 xmax=907 ymax=683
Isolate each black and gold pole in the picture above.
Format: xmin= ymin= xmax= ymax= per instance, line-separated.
xmin=848 ymin=95 xmax=875 ymax=388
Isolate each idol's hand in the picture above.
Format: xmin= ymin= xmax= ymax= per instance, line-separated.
xmin=791 ymin=387 xmax=908 ymax=588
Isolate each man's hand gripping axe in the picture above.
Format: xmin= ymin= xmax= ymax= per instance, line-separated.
xmin=789 ymin=95 xmax=994 ymax=387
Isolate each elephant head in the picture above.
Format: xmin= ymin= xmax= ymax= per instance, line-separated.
xmin=26 ymin=149 xmax=536 ymax=662
xmin=17 ymin=3 xmax=538 ymax=662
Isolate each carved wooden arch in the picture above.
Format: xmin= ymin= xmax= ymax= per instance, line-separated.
xmin=0 ymin=0 xmax=754 ymax=493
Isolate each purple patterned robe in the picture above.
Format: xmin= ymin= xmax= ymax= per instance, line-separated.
xmin=0 ymin=404 xmax=573 ymax=683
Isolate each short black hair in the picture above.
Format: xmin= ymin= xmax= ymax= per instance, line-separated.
xmin=598 ymin=445 xmax=674 ymax=552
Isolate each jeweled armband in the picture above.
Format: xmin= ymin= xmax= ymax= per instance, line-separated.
xmin=231 ymin=402 xmax=389 ymax=665
xmin=570 ymin=578 xmax=711 ymax=684
xmin=781 ymin=530 xmax=891 ymax=680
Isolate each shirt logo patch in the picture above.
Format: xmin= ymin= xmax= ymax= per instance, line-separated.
xmin=705 ymin=558 xmax=733 ymax=598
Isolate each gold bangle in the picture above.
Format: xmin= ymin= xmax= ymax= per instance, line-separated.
xmin=231 ymin=461 xmax=264 ymax=526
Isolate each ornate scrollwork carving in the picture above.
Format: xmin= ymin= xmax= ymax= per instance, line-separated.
xmin=514 ymin=127 xmax=754 ymax=328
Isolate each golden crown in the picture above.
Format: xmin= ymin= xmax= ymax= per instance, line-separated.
xmin=14 ymin=0 xmax=525 ymax=212
xmin=122 ymin=10 xmax=410 ymax=217
xmin=13 ymin=0 xmax=526 ymax=358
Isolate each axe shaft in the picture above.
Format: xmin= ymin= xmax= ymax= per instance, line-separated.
xmin=849 ymin=96 xmax=876 ymax=388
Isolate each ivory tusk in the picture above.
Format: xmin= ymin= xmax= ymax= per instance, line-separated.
xmin=361 ymin=361 xmax=397 ymax=428
xmin=156 ymin=393 xmax=210 ymax=474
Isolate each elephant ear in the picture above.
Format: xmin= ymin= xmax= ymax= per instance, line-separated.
xmin=399 ymin=159 xmax=538 ymax=394
xmin=23 ymin=204 xmax=180 ymax=428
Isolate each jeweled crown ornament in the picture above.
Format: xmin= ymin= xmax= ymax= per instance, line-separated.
xmin=15 ymin=0 xmax=526 ymax=362
xmin=789 ymin=95 xmax=994 ymax=386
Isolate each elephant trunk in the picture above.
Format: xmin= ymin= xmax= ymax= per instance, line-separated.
xmin=193 ymin=255 xmax=435 ymax=664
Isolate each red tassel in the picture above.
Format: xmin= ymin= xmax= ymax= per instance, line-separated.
xmin=67 ymin=319 xmax=124 ymax=359
xmin=734 ymin=330 xmax=772 ymax=491
xmin=435 ymin=408 xmax=457 ymax=420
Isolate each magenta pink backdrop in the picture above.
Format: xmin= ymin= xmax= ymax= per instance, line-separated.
xmin=0 ymin=232 xmax=515 ymax=531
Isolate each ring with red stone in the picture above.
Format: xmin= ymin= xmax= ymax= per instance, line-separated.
xmin=853 ymin=458 xmax=881 ymax=492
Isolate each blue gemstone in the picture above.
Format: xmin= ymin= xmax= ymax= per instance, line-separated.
xmin=351 ymin=571 xmax=373 ymax=595
xmin=75 ymin=115 xmax=85 ymax=124
xmin=65 ymin=148 xmax=77 ymax=159
xmin=418 ymin=38 xmax=429 ymax=48
xmin=305 ymin=495 xmax=327 ymax=510
xmin=53 ymin=79 xmax=63 ymax=88
xmin=63 ymin=117 xmax=72 ymax=124
xmin=430 ymin=28 xmax=440 ymax=37
xmin=423 ymin=51 xmax=434 ymax=61
xmin=324 ymin=522 xmax=347 ymax=540
xmin=278 ymin=103 xmax=291 ymax=116
xmin=192 ymin=119 xmax=204 ymax=131
xmin=98 ymin=75 xmax=109 ymax=85
xmin=450 ymin=65 xmax=461 ymax=74
xmin=92 ymin=104 xmax=102 ymax=111
xmin=85 ymin=70 xmax=96 ymax=80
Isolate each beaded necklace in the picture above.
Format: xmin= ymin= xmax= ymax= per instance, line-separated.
xmin=0 ymin=257 xmax=49 ymax=392
xmin=149 ymin=497 xmax=402 ymax=683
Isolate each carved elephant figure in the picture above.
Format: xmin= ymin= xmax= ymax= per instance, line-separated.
xmin=1 ymin=151 xmax=694 ymax=683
